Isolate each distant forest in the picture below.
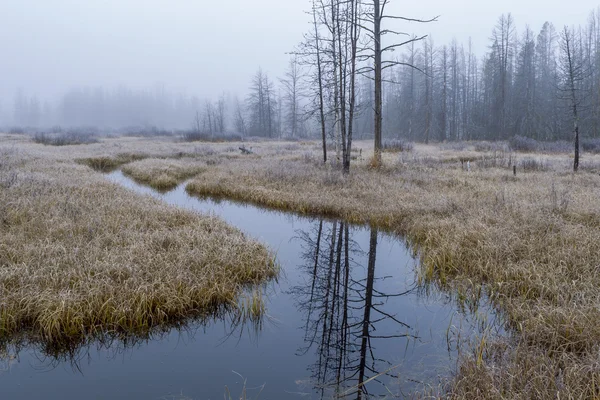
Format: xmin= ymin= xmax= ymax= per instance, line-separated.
xmin=5 ymin=8 xmax=600 ymax=143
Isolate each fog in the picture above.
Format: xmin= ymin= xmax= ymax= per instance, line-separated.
xmin=1 ymin=0 xmax=598 ymax=129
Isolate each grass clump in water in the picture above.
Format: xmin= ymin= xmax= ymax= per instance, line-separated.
xmin=121 ymin=158 xmax=206 ymax=191
xmin=76 ymin=152 xmax=148 ymax=172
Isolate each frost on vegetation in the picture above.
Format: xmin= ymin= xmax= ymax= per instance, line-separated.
xmin=0 ymin=147 xmax=19 ymax=188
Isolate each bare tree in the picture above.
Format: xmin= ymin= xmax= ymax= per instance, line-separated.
xmin=313 ymin=0 xmax=328 ymax=162
xmin=233 ymin=96 xmax=247 ymax=137
xmin=215 ymin=94 xmax=226 ymax=134
xmin=247 ymin=68 xmax=277 ymax=137
xmin=280 ymin=56 xmax=304 ymax=138
xmin=362 ymin=1 xmax=437 ymax=165
xmin=310 ymin=0 xmax=361 ymax=172
xmin=422 ymin=38 xmax=435 ymax=143
xmin=560 ymin=26 xmax=586 ymax=171
xmin=294 ymin=1 xmax=328 ymax=161
xmin=193 ymin=110 xmax=201 ymax=134
xmin=491 ymin=13 xmax=516 ymax=138
xmin=203 ymin=100 xmax=214 ymax=136
xmin=439 ymin=45 xmax=448 ymax=142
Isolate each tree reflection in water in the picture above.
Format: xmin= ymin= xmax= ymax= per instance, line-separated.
xmin=292 ymin=220 xmax=418 ymax=399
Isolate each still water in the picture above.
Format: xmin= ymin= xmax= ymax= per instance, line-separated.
xmin=0 ymin=172 xmax=502 ymax=399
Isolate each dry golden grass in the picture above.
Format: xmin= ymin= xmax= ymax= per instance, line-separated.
xmin=76 ymin=152 xmax=149 ymax=172
xmin=121 ymin=158 xmax=206 ymax=191
xmin=0 ymin=140 xmax=276 ymax=353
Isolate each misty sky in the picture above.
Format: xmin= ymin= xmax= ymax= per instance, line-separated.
xmin=1 ymin=0 xmax=598 ymax=103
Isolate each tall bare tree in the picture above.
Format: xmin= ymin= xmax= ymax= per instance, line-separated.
xmin=560 ymin=26 xmax=586 ymax=171
xmin=247 ymin=68 xmax=277 ymax=137
xmin=280 ymin=56 xmax=304 ymax=138
xmin=233 ymin=96 xmax=247 ymax=137
xmin=363 ymin=1 xmax=436 ymax=165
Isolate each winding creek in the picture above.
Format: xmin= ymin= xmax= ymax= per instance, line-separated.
xmin=0 ymin=171 xmax=504 ymax=399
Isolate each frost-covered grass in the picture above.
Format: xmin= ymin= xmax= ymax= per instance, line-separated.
xmin=0 ymin=137 xmax=276 ymax=354
xmin=121 ymin=158 xmax=207 ymax=191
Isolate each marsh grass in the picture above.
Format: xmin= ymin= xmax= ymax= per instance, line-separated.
xmin=76 ymin=152 xmax=149 ymax=172
xmin=0 ymin=149 xmax=276 ymax=354
xmin=121 ymin=158 xmax=207 ymax=191
xmin=182 ymin=149 xmax=600 ymax=399
xmin=5 ymin=133 xmax=600 ymax=398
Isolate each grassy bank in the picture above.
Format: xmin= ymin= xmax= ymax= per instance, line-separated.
xmin=121 ymin=158 xmax=207 ymax=191
xmin=0 ymin=142 xmax=276 ymax=352
xmin=183 ymin=149 xmax=600 ymax=398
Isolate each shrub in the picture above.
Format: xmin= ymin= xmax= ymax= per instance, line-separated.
xmin=540 ymin=140 xmax=571 ymax=154
xmin=8 ymin=127 xmax=26 ymax=134
xmin=509 ymin=137 xmax=571 ymax=154
xmin=581 ymin=138 xmax=600 ymax=154
xmin=121 ymin=126 xmax=173 ymax=137
xmin=509 ymin=136 xmax=539 ymax=152
xmin=440 ymin=141 xmax=469 ymax=151
xmin=181 ymin=131 xmax=243 ymax=143
xmin=194 ymin=146 xmax=217 ymax=156
xmin=33 ymin=131 xmax=99 ymax=146
xmin=473 ymin=141 xmax=509 ymax=152
xmin=382 ymin=139 xmax=414 ymax=152
xmin=520 ymin=157 xmax=548 ymax=172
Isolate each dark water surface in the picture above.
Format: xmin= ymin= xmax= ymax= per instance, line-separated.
xmin=0 ymin=172 xmax=503 ymax=399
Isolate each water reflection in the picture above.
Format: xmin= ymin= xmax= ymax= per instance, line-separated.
xmin=292 ymin=221 xmax=428 ymax=398
xmin=0 ymin=301 xmax=265 ymax=375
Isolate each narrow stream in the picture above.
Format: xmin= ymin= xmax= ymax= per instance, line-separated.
xmin=0 ymin=172 xmax=503 ymax=399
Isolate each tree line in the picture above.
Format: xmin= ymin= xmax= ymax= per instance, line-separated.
xmin=381 ymin=13 xmax=599 ymax=146
xmin=5 ymin=4 xmax=598 ymax=166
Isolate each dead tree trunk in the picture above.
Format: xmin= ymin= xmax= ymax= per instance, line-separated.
xmin=316 ymin=49 xmax=328 ymax=163
xmin=373 ymin=0 xmax=383 ymax=166
xmin=561 ymin=26 xmax=583 ymax=172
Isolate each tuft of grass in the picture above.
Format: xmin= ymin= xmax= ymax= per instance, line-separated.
xmin=368 ymin=154 xmax=383 ymax=169
xmin=0 ymin=149 xmax=277 ymax=353
xmin=121 ymin=158 xmax=206 ymax=191
xmin=76 ymin=152 xmax=148 ymax=172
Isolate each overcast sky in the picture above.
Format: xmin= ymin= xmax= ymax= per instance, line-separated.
xmin=1 ymin=0 xmax=598 ymax=103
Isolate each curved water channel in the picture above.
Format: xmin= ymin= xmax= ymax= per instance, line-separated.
xmin=0 ymin=171 xmax=504 ymax=399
